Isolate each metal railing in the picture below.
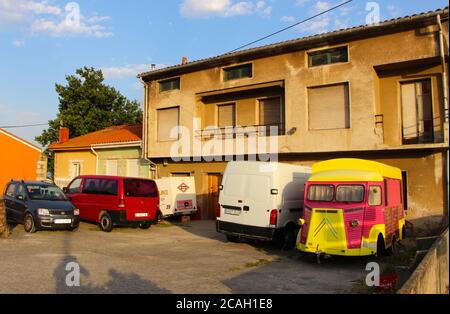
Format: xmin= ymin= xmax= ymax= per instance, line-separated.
xmin=195 ymin=124 xmax=285 ymax=140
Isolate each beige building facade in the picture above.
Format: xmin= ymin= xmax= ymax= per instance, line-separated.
xmin=139 ymin=8 xmax=449 ymax=227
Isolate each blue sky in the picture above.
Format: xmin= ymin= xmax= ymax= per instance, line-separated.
xmin=0 ymin=0 xmax=448 ymax=146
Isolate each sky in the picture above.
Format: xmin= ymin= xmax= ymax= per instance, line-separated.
xmin=0 ymin=0 xmax=448 ymax=146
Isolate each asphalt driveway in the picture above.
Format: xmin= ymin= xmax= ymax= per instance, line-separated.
xmin=0 ymin=220 xmax=369 ymax=294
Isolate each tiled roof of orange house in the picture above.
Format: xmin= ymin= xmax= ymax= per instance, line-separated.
xmin=48 ymin=124 xmax=142 ymax=150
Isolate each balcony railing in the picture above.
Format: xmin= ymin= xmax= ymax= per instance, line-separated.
xmin=195 ymin=124 xmax=285 ymax=140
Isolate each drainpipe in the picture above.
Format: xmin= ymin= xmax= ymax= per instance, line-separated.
xmin=90 ymin=146 xmax=99 ymax=175
xmin=139 ymin=77 xmax=159 ymax=179
xmin=437 ymin=14 xmax=449 ymax=218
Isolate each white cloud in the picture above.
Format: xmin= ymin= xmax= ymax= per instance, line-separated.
xmin=297 ymin=15 xmax=330 ymax=34
xmin=180 ymin=0 xmax=272 ymax=18
xmin=12 ymin=40 xmax=26 ymax=47
xmin=281 ymin=15 xmax=296 ymax=23
xmin=295 ymin=0 xmax=310 ymax=7
xmin=101 ymin=64 xmax=166 ymax=80
xmin=0 ymin=0 xmax=112 ymax=38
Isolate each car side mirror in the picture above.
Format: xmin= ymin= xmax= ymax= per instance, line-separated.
xmin=16 ymin=195 xmax=25 ymax=201
xmin=63 ymin=187 xmax=68 ymax=194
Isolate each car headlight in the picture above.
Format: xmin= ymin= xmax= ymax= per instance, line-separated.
xmin=74 ymin=208 xmax=80 ymax=216
xmin=37 ymin=208 xmax=50 ymax=216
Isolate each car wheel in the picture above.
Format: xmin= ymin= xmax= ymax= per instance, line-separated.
xmin=69 ymin=226 xmax=79 ymax=232
xmin=24 ymin=214 xmax=36 ymax=233
xmin=99 ymin=213 xmax=113 ymax=232
xmin=226 ymin=234 xmax=239 ymax=243
xmin=139 ymin=222 xmax=151 ymax=230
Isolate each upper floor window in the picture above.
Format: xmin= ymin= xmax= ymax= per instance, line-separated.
xmin=224 ymin=64 xmax=252 ymax=81
xmin=157 ymin=106 xmax=180 ymax=141
xmin=308 ymin=83 xmax=350 ymax=130
xmin=159 ymin=77 xmax=180 ymax=92
xmin=217 ymin=103 xmax=236 ymax=128
xmin=308 ymin=46 xmax=348 ymax=67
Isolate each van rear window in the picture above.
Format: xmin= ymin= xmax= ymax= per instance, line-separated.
xmin=124 ymin=179 xmax=158 ymax=198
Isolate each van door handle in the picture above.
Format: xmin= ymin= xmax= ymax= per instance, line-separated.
xmin=243 ymin=206 xmax=250 ymax=212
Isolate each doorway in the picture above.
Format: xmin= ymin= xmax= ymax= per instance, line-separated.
xmin=207 ymin=173 xmax=223 ymax=220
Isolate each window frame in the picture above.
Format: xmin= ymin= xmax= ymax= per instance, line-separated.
xmin=157 ymin=106 xmax=181 ymax=142
xmin=368 ymin=185 xmax=383 ymax=207
xmin=159 ymin=77 xmax=180 ymax=93
xmin=223 ymin=63 xmax=253 ymax=82
xmin=307 ymin=184 xmax=335 ymax=202
xmin=307 ymin=46 xmax=349 ymax=68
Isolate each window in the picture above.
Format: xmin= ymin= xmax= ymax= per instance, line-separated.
xmin=307 ymin=185 xmax=334 ymax=202
xmin=16 ymin=184 xmax=26 ymax=200
xmin=106 ymin=160 xmax=118 ymax=176
xmin=159 ymin=78 xmax=180 ymax=92
xmin=71 ymin=162 xmax=81 ymax=177
xmin=82 ymin=178 xmax=118 ymax=196
xmin=336 ymin=185 xmax=365 ymax=203
xmin=217 ymin=104 xmax=236 ymax=128
xmin=124 ymin=179 xmax=158 ymax=198
xmin=157 ymin=107 xmax=180 ymax=141
xmin=67 ymin=178 xmax=82 ymax=194
xmin=127 ymin=159 xmax=140 ymax=178
xmin=308 ymin=46 xmax=348 ymax=67
xmin=259 ymin=97 xmax=284 ymax=135
xmin=5 ymin=184 xmax=16 ymax=197
xmin=308 ymin=83 xmax=350 ymax=130
xmin=401 ymin=79 xmax=433 ymax=144
xmin=368 ymin=186 xmax=382 ymax=206
xmin=224 ymin=64 xmax=252 ymax=81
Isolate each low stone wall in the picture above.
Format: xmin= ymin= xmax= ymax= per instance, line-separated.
xmin=398 ymin=228 xmax=449 ymax=294
xmin=0 ymin=197 xmax=9 ymax=238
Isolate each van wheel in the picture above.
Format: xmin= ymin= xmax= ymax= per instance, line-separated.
xmin=156 ymin=211 xmax=163 ymax=222
xmin=226 ymin=235 xmax=239 ymax=243
xmin=389 ymin=237 xmax=399 ymax=256
xmin=377 ymin=234 xmax=387 ymax=257
xmin=24 ymin=214 xmax=36 ymax=233
xmin=277 ymin=227 xmax=297 ymax=250
xmin=99 ymin=213 xmax=113 ymax=232
xmin=139 ymin=222 xmax=151 ymax=230
xmin=401 ymin=226 xmax=407 ymax=240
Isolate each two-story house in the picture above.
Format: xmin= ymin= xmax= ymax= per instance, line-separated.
xmin=138 ymin=8 xmax=449 ymax=228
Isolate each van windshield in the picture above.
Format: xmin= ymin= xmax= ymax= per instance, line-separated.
xmin=307 ymin=185 xmax=334 ymax=202
xmin=336 ymin=185 xmax=365 ymax=203
xmin=27 ymin=185 xmax=67 ymax=201
xmin=124 ymin=179 xmax=158 ymax=198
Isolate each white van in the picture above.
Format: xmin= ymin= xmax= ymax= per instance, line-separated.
xmin=155 ymin=177 xmax=198 ymax=219
xmin=217 ymin=161 xmax=311 ymax=249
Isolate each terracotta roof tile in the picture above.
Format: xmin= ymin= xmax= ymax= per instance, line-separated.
xmin=48 ymin=124 xmax=142 ymax=150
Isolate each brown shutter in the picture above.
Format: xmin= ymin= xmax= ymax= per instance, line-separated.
xmin=218 ymin=104 xmax=236 ymax=128
xmin=158 ymin=107 xmax=179 ymax=141
xmin=259 ymin=97 xmax=281 ymax=126
xmin=308 ymin=83 xmax=350 ymax=130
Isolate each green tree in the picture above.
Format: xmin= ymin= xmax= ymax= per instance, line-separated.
xmin=36 ymin=67 xmax=143 ymax=176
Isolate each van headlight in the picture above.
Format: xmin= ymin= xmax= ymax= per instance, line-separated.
xmin=37 ymin=208 xmax=50 ymax=216
xmin=73 ymin=208 xmax=80 ymax=216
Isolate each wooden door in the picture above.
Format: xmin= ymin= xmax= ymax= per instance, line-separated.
xmin=207 ymin=174 xmax=223 ymax=220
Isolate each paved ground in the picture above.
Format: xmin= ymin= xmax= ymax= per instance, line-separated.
xmin=0 ymin=220 xmax=370 ymax=294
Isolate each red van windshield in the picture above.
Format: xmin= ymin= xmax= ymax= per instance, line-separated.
xmin=124 ymin=179 xmax=158 ymax=198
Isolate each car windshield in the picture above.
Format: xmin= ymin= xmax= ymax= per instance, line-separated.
xmin=27 ymin=185 xmax=67 ymax=201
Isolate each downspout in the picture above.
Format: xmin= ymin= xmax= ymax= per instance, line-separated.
xmin=139 ymin=77 xmax=158 ymax=179
xmin=90 ymin=146 xmax=99 ymax=175
xmin=437 ymin=14 xmax=449 ymax=219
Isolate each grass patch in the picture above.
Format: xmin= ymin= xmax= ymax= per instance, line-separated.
xmin=245 ymin=259 xmax=271 ymax=268
xmin=229 ymin=266 xmax=242 ymax=272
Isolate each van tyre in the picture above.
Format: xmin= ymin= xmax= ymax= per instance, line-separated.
xmin=139 ymin=222 xmax=151 ymax=230
xmin=226 ymin=234 xmax=239 ymax=243
xmin=99 ymin=213 xmax=113 ymax=232
xmin=389 ymin=237 xmax=399 ymax=256
xmin=275 ymin=227 xmax=297 ymax=250
xmin=24 ymin=214 xmax=36 ymax=233
xmin=377 ymin=234 xmax=387 ymax=257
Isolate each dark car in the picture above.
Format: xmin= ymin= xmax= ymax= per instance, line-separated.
xmin=3 ymin=180 xmax=80 ymax=233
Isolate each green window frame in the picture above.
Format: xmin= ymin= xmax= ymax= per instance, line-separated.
xmin=308 ymin=46 xmax=348 ymax=67
xmin=224 ymin=64 xmax=252 ymax=81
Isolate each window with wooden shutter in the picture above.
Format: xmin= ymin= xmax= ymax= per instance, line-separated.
xmin=308 ymin=83 xmax=350 ymax=130
xmin=157 ymin=107 xmax=180 ymax=141
xmin=217 ymin=104 xmax=236 ymax=128
xmin=259 ymin=97 xmax=282 ymax=126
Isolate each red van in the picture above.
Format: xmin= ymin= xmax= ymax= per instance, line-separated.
xmin=64 ymin=175 xmax=159 ymax=232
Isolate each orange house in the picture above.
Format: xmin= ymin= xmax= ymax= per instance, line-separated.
xmin=0 ymin=128 xmax=43 ymax=192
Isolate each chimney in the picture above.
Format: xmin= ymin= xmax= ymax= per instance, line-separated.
xmin=59 ymin=127 xmax=70 ymax=144
xmin=182 ymin=57 xmax=188 ymax=65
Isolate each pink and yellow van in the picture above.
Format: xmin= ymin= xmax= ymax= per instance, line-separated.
xmin=297 ymin=159 xmax=406 ymax=257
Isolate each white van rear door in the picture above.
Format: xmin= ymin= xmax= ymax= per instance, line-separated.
xmin=220 ymin=173 xmax=273 ymax=228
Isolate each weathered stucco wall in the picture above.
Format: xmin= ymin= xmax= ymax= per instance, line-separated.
xmin=96 ymin=147 xmax=150 ymax=178
xmin=53 ymin=150 xmax=96 ymax=187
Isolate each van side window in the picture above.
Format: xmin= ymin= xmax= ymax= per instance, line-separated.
xmin=5 ymin=184 xmax=16 ymax=197
xmin=100 ymin=180 xmax=118 ymax=196
xmin=124 ymin=179 xmax=157 ymax=198
xmin=82 ymin=178 xmax=100 ymax=194
xmin=368 ymin=186 xmax=382 ymax=206
xmin=82 ymin=179 xmax=118 ymax=196
xmin=67 ymin=178 xmax=82 ymax=194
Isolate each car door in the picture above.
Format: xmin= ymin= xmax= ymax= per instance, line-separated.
xmin=3 ymin=183 xmax=17 ymax=222
xmin=65 ymin=178 xmax=84 ymax=218
xmin=14 ymin=183 xmax=28 ymax=223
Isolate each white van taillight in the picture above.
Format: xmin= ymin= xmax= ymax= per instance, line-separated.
xmin=270 ymin=209 xmax=278 ymax=226
xmin=118 ymin=196 xmax=126 ymax=208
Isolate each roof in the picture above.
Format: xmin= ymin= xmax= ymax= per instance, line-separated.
xmin=48 ymin=124 xmax=142 ymax=151
xmin=138 ymin=7 xmax=448 ymax=81
xmin=311 ymin=159 xmax=402 ymax=182
xmin=0 ymin=128 xmax=42 ymax=153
